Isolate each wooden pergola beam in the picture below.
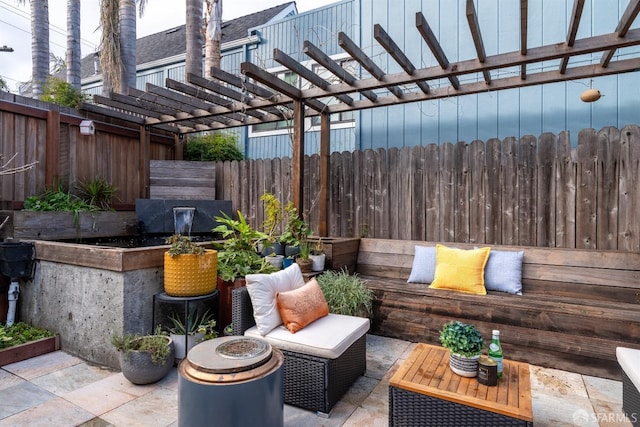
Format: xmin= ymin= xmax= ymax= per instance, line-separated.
xmin=338 ymin=32 xmax=404 ymax=98
xmin=374 ymin=24 xmax=431 ymax=94
xmin=291 ymin=100 xmax=305 ymax=211
xmin=323 ymin=57 xmax=640 ymax=114
xmin=187 ymin=73 xmax=246 ymax=103
xmin=465 ymin=0 xmax=491 ymax=84
xmin=520 ymin=0 xmax=528 ymax=79
xmin=416 ymin=12 xmax=460 ymax=89
xmin=274 ymin=48 xmax=354 ymax=105
xmin=210 ymin=66 xmax=275 ymax=100
xmin=241 ymin=61 xmax=328 ymax=112
xmin=167 ymin=78 xmax=290 ymax=119
xmin=303 ymin=41 xmax=378 ymax=102
xmin=560 ymin=0 xmax=586 ymax=73
xmin=600 ymin=0 xmax=640 ymax=67
xmin=301 ymin=28 xmax=640 ymax=100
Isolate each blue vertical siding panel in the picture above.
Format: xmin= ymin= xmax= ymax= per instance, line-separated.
xmin=246 ymin=128 xmax=355 ymax=159
xmin=475 ymin=1 xmax=499 ymax=141
xmin=358 ymin=0 xmax=376 ymax=150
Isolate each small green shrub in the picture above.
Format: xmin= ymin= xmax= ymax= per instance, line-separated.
xmin=24 ymin=184 xmax=98 ymax=213
xmin=316 ymin=268 xmax=374 ymax=318
xmin=41 ymin=77 xmax=89 ymax=109
xmin=165 ymin=234 xmax=205 ymax=256
xmin=75 ymin=178 xmax=117 ymax=210
xmin=184 ymin=132 xmax=245 ymax=161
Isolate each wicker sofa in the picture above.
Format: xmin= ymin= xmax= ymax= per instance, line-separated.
xmin=617 ymin=347 xmax=640 ymax=427
xmin=231 ymin=286 xmax=368 ymax=416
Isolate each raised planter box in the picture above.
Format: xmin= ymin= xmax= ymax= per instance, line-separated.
xmin=308 ymin=237 xmax=360 ymax=273
xmin=0 ymin=335 xmax=60 ymax=366
xmin=0 ymin=211 xmax=139 ymax=240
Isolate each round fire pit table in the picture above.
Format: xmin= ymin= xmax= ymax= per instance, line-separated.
xmin=178 ymin=336 xmax=284 ymax=427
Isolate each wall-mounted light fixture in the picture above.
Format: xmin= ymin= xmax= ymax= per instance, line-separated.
xmin=79 ymin=120 xmax=95 ymax=135
xmin=580 ymin=88 xmax=602 ymax=103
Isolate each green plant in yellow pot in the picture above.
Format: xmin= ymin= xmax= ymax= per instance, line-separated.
xmin=163 ymin=234 xmax=217 ymax=297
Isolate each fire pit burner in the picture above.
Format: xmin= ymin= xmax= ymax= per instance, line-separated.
xmin=216 ymin=337 xmax=269 ymax=359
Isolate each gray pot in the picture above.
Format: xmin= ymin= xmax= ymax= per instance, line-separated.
xmin=118 ymin=336 xmax=174 ymax=385
xmin=449 ymin=353 xmax=480 ymax=377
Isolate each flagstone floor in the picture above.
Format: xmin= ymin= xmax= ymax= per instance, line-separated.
xmin=0 ymin=334 xmax=633 ymax=426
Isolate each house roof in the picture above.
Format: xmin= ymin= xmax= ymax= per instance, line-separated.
xmin=80 ymin=2 xmax=296 ymax=80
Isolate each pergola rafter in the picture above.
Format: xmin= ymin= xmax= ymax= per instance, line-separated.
xmin=84 ymin=1 xmax=640 ymax=235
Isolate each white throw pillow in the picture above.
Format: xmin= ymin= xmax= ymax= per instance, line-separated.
xmin=245 ymin=263 xmax=305 ymax=335
xmin=407 ymin=245 xmax=437 ymax=284
xmin=484 ymin=250 xmax=524 ymax=295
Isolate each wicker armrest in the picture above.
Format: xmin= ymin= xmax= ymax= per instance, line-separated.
xmin=231 ymin=286 xmax=256 ymax=335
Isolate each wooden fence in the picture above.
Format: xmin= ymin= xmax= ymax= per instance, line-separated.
xmin=0 ymin=92 xmax=176 ymax=209
xmin=1 ymin=94 xmax=638 ymax=251
xmin=215 ymin=125 xmax=640 ymax=251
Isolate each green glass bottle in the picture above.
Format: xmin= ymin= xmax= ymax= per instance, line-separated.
xmin=488 ymin=329 xmax=503 ymax=379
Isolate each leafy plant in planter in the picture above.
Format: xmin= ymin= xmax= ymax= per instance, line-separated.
xmin=212 ymin=211 xmax=275 ymax=282
xmin=164 ymin=234 xmax=217 ymax=297
xmin=439 ymin=320 xmax=485 ymax=377
xmin=167 ymin=310 xmax=217 ymax=361
xmin=111 ymin=327 xmax=174 ymax=385
xmin=213 ymin=210 xmax=276 ymax=330
xmin=309 ymin=238 xmax=326 ymax=271
xmin=316 ymin=268 xmax=375 ymax=318
xmin=260 ymin=192 xmax=285 ymax=255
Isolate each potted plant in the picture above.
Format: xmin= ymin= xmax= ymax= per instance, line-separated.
xmin=309 ymin=238 xmax=326 ymax=272
xmin=260 ymin=192 xmax=285 ymax=256
xmin=164 ymin=234 xmax=218 ymax=297
xmin=281 ymin=202 xmax=314 ymax=272
xmin=167 ymin=310 xmax=217 ymax=362
xmin=316 ymin=268 xmax=375 ymax=319
xmin=439 ymin=320 xmax=485 ymax=377
xmin=213 ymin=210 xmax=276 ymax=329
xmin=111 ymin=328 xmax=174 ymax=385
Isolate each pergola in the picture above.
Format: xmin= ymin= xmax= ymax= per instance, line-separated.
xmin=83 ymin=0 xmax=640 ymax=236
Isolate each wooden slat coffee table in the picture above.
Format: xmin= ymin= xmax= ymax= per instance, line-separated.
xmin=389 ymin=343 xmax=533 ymax=426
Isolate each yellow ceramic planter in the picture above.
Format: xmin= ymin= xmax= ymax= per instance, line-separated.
xmin=163 ymin=250 xmax=218 ymax=297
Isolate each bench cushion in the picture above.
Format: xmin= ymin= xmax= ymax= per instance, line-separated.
xmin=617 ymin=347 xmax=640 ymax=391
xmin=429 ymin=245 xmax=490 ymax=295
xmin=245 ymin=313 xmax=370 ymax=359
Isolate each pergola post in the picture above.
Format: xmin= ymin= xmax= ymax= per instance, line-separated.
xmin=319 ymin=112 xmax=330 ymax=237
xmin=291 ymin=100 xmax=305 ymax=212
xmin=139 ymin=125 xmax=151 ymax=198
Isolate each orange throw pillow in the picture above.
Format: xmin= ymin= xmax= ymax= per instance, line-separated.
xmin=276 ymin=278 xmax=329 ymax=333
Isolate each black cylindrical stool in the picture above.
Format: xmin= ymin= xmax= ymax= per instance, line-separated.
xmin=178 ymin=336 xmax=284 ymax=427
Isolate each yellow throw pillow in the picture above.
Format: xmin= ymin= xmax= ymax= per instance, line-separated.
xmin=276 ymin=278 xmax=329 ymax=333
xmin=429 ymin=244 xmax=491 ymax=295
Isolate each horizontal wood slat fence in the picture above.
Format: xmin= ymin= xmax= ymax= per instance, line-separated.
xmin=216 ymin=125 xmax=640 ymax=251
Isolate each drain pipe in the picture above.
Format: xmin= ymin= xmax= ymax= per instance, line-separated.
xmin=6 ymin=279 xmax=19 ymax=327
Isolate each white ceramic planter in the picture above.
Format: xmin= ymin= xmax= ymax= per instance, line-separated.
xmin=449 ymin=353 xmax=480 ymax=377
xmin=310 ymin=253 xmax=326 ymax=272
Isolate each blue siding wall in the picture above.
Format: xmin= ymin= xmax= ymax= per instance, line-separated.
xmin=243 ymin=0 xmax=639 ymax=158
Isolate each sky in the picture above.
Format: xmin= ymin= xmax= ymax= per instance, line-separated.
xmin=0 ymin=0 xmax=340 ymax=93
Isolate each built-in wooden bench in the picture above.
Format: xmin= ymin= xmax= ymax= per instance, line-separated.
xmin=356 ymin=238 xmax=640 ymax=380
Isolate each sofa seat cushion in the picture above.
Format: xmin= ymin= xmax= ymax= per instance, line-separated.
xmin=245 ymin=313 xmax=370 ymax=359
xmin=617 ymin=347 xmax=640 ymax=391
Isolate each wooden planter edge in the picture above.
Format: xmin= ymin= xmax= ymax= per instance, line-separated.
xmin=0 ymin=335 xmax=60 ymax=366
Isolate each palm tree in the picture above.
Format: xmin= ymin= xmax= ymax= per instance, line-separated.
xmin=66 ymin=0 xmax=81 ymax=89
xmin=99 ymin=0 xmax=148 ymax=95
xmin=185 ymin=0 xmax=203 ymax=78
xmin=18 ymin=0 xmax=49 ymax=99
xmin=205 ymin=0 xmax=222 ymax=76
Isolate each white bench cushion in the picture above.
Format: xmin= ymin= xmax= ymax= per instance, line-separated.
xmin=245 ymin=313 xmax=370 ymax=359
xmin=617 ymin=347 xmax=640 ymax=391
